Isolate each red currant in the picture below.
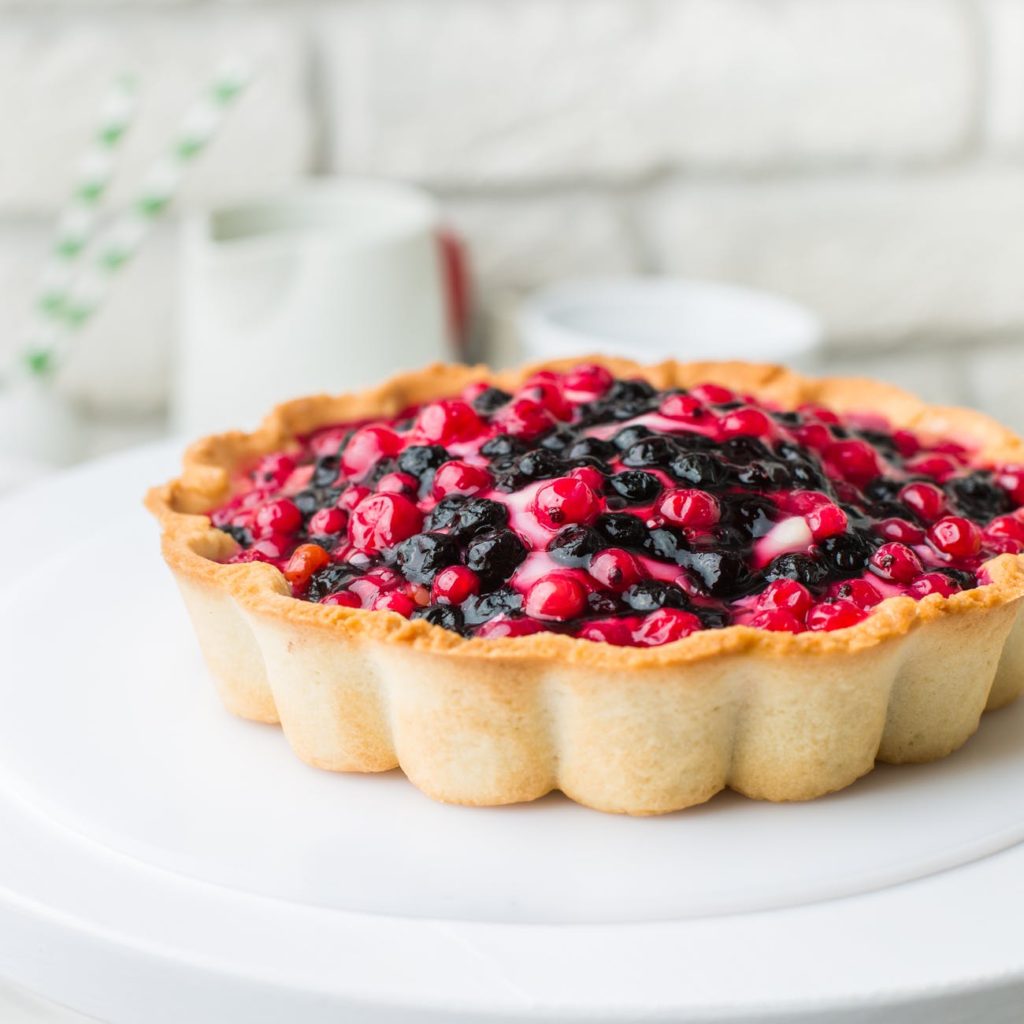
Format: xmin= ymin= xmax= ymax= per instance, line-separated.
xmin=533 ymin=476 xmax=600 ymax=529
xmin=827 ymin=578 xmax=882 ymax=608
xmin=904 ymin=454 xmax=959 ymax=483
xmin=307 ymin=506 xmax=348 ymax=536
xmin=690 ymin=383 xmax=735 ymax=404
xmin=576 ymin=618 xmax=637 ymax=645
xmin=320 ymin=590 xmax=361 ymax=608
xmin=340 ymin=426 xmax=403 ymax=479
xmin=495 ymin=398 xmax=556 ymax=440
xmin=806 ymin=600 xmax=868 ymax=631
xmin=806 ymin=502 xmax=848 ymax=540
xmin=475 ymin=617 xmax=547 ymax=639
xmin=252 ymin=452 xmax=296 ymax=488
xmin=718 ymin=407 xmax=773 ymax=439
xmin=376 ymin=472 xmax=419 ymax=496
xmin=899 ymin=481 xmax=946 ymax=521
xmin=372 ymin=591 xmax=416 ymax=617
xmin=996 ymin=465 xmax=1024 ymax=505
xmin=750 ymin=607 xmax=806 ymax=633
xmin=524 ymin=573 xmax=588 ymax=621
xmin=659 ymin=393 xmax=707 ymax=424
xmin=634 ymin=608 xmax=702 ymax=646
xmin=824 ymin=439 xmax=882 ymax=484
xmin=414 ymin=399 xmax=484 ymax=445
xmin=757 ymin=578 xmax=813 ymax=618
xmin=870 ymin=542 xmax=923 ymax=583
xmin=349 ymin=493 xmax=423 ymax=552
xmin=588 ymin=548 xmax=643 ymax=592
xmin=909 ymin=573 xmax=961 ymax=598
xmin=875 ymin=518 xmax=926 ymax=545
xmin=562 ymin=364 xmax=613 ymax=399
xmin=928 ymin=516 xmax=982 ymax=559
xmin=658 ymin=488 xmax=720 ymax=528
xmin=432 ymin=460 xmax=492 ymax=500
xmin=252 ymin=498 xmax=302 ymax=537
xmin=431 ymin=565 xmax=481 ymax=605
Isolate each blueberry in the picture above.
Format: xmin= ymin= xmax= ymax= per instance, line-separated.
xmin=818 ymin=532 xmax=873 ymax=576
xmin=669 ymin=451 xmax=724 ymax=488
xmin=643 ymin=526 xmax=688 ymax=562
xmin=679 ymin=549 xmax=754 ymax=598
xmin=294 ymin=486 xmax=342 ymax=518
xmin=733 ymin=460 xmax=792 ymax=489
xmin=762 ymin=553 xmax=828 ymax=587
xmin=306 ymin=564 xmax=356 ymax=603
xmin=539 ymin=428 xmax=579 ymax=453
xmin=609 ymin=470 xmax=663 ymax=504
xmin=612 ymin=425 xmax=654 ymax=451
xmin=696 ymin=607 xmax=731 ymax=630
xmin=462 ymin=587 xmax=524 ymax=626
xmin=465 ymin=529 xmax=528 ymax=582
xmin=622 ymin=435 xmax=680 ymax=468
xmin=416 ymin=604 xmax=467 ymax=633
xmin=365 ymin=458 xmax=400 ymax=487
xmin=398 ymin=445 xmax=449 ymax=478
xmin=587 ymin=591 xmax=620 ymax=615
xmin=395 ymin=532 xmax=461 ymax=584
xmin=312 ymin=455 xmax=341 ymax=488
xmin=602 ymin=379 xmax=657 ymax=419
xmin=219 ymin=523 xmax=252 ymax=548
xmin=622 ymin=580 xmax=689 ymax=613
xmin=721 ymin=494 xmax=777 ymax=539
xmin=948 ymin=471 xmax=1012 ymax=521
xmin=596 ymin=512 xmax=648 ymax=550
xmin=496 ymin=448 xmax=565 ymax=490
xmin=710 ymin=524 xmax=748 ymax=549
xmin=772 ymin=411 xmax=802 ymax=426
xmin=857 ymin=429 xmax=900 ymax=460
xmin=426 ymin=497 xmax=508 ymax=538
xmin=472 ymin=387 xmax=512 ymax=414
xmin=863 ymin=477 xmax=902 ymax=503
xmin=547 ymin=524 xmax=606 ymax=567
xmin=721 ymin=437 xmax=771 ymax=464
xmin=481 ymin=434 xmax=526 ymax=459
xmin=566 ymin=437 xmax=617 ymax=463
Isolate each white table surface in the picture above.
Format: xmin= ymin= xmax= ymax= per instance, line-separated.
xmin=3 ymin=444 xmax=1024 ymax=1024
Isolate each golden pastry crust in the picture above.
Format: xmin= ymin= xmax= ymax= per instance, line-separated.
xmin=146 ymin=358 xmax=1024 ymax=814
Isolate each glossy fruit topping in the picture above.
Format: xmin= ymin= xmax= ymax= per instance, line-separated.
xmin=210 ymin=365 xmax=1024 ymax=644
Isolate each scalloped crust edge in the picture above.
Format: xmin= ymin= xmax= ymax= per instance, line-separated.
xmin=146 ymin=357 xmax=1024 ymax=814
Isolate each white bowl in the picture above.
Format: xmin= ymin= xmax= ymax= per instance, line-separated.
xmin=518 ymin=277 xmax=823 ymax=369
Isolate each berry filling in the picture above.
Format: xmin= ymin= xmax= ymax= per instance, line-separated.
xmin=208 ymin=367 xmax=1024 ymax=646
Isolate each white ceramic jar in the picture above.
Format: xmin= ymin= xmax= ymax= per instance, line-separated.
xmin=519 ymin=277 xmax=823 ymax=369
xmin=174 ymin=179 xmax=456 ymax=437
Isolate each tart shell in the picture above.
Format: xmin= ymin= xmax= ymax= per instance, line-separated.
xmin=146 ymin=358 xmax=1024 ymax=814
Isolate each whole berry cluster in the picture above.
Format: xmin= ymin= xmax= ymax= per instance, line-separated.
xmin=207 ymin=366 xmax=1024 ymax=646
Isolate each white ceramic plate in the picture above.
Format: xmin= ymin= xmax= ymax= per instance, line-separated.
xmin=1 ymin=444 xmax=1023 ymax=1023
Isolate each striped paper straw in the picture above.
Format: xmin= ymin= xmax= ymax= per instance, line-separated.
xmin=20 ymin=57 xmax=251 ymax=378
xmin=20 ymin=75 xmax=139 ymax=376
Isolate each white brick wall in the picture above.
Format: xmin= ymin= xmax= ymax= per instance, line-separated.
xmin=0 ymin=0 xmax=1022 ymax=417
xmin=321 ymin=0 xmax=975 ymax=184
xmin=638 ymin=168 xmax=1024 ymax=343
xmin=0 ymin=12 xmax=313 ymax=213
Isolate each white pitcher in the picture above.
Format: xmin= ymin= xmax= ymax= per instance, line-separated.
xmin=174 ymin=179 xmax=458 ymax=437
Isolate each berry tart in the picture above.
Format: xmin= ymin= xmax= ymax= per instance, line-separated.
xmin=147 ymin=359 xmax=1024 ymax=814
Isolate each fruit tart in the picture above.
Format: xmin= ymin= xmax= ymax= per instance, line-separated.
xmin=147 ymin=359 xmax=1024 ymax=814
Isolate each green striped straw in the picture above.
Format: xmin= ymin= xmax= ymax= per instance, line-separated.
xmin=21 ymin=74 xmax=139 ymax=378
xmin=19 ymin=57 xmax=251 ymax=379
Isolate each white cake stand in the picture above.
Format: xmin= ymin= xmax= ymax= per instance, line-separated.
xmin=1 ymin=444 xmax=1023 ymax=1024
